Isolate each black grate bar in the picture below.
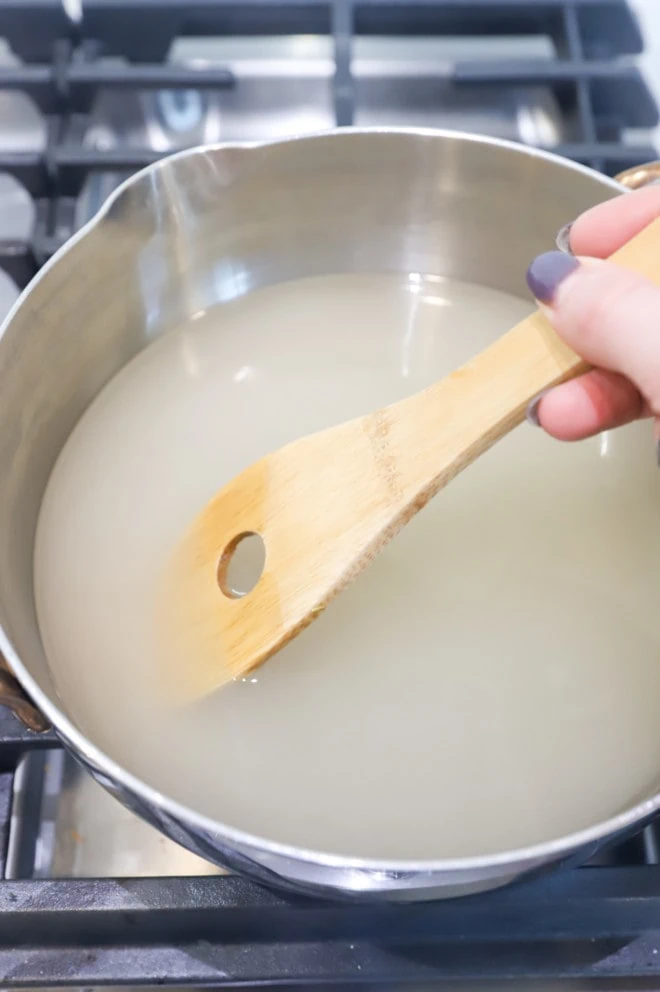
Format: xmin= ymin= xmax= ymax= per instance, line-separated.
xmin=4 ymin=870 xmax=660 ymax=986
xmin=76 ymin=1 xmax=643 ymax=53
xmin=0 ymin=772 xmax=12 ymax=879
xmin=5 ymin=868 xmax=660 ymax=945
xmin=0 ymin=64 xmax=235 ymax=89
xmin=332 ymin=0 xmax=355 ymax=126
xmin=454 ymin=61 xmax=650 ymax=84
xmin=0 ymin=64 xmax=235 ymax=114
xmin=562 ymin=0 xmax=599 ymax=168
xmin=454 ymin=62 xmax=658 ymax=130
xmin=0 ymin=1 xmax=74 ymax=63
xmin=0 ymin=63 xmax=652 ymax=127
xmin=3 ymin=936 xmax=660 ymax=987
xmin=5 ymin=754 xmax=48 ymax=881
xmin=0 ymin=59 xmax=642 ymax=88
xmin=0 ymin=711 xmax=58 ymax=762
xmin=70 ymin=65 xmax=234 ymax=87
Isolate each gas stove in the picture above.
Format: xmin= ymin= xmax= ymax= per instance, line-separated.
xmin=2 ymin=0 xmax=660 ymax=986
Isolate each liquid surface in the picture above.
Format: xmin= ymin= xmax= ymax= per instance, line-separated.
xmin=34 ymin=272 xmax=660 ymax=861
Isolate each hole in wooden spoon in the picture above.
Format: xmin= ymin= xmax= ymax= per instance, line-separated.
xmin=217 ymin=532 xmax=266 ymax=599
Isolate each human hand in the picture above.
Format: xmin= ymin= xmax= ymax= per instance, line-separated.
xmin=525 ymin=187 xmax=660 ymax=447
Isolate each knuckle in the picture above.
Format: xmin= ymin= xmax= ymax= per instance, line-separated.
xmin=561 ymin=268 xmax=645 ymax=351
xmin=558 ymin=265 xmax=660 ymax=414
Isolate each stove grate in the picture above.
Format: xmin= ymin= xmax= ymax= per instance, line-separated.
xmin=0 ymin=0 xmax=653 ymax=283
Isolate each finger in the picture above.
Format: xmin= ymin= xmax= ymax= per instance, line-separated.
xmin=526 ymin=252 xmax=660 ymax=416
xmin=570 ymin=187 xmax=660 ymax=258
xmin=531 ymin=369 xmax=645 ymax=441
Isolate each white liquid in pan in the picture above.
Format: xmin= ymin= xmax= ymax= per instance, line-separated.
xmin=34 ymin=273 xmax=660 ymax=860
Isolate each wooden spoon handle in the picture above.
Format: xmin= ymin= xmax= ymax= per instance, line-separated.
xmin=611 ymin=213 xmax=660 ymax=281
xmin=385 ymin=214 xmax=660 ymax=508
xmin=379 ymin=309 xmax=587 ymax=507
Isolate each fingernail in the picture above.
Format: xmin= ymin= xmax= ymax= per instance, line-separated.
xmin=526 ymin=390 xmax=549 ymax=428
xmin=556 ymin=222 xmax=574 ymax=255
xmin=526 ymin=251 xmax=580 ymax=305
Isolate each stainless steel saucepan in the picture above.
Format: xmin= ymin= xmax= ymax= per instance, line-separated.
xmin=0 ymin=128 xmax=658 ymax=901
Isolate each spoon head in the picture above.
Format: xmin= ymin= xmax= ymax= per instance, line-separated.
xmin=159 ymin=420 xmax=390 ymax=701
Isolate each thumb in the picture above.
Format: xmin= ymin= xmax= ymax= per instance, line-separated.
xmin=527 ymin=250 xmax=660 ymax=426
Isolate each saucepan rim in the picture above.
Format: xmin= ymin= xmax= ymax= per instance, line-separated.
xmin=0 ymin=126 xmax=642 ymax=878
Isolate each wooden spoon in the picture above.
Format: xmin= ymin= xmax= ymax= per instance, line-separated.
xmin=162 ymin=216 xmax=660 ymax=701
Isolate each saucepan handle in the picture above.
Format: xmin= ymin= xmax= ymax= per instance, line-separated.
xmin=556 ymin=160 xmax=660 ymax=255
xmin=615 ymin=160 xmax=660 ymax=190
xmin=0 ymin=653 xmax=51 ymax=732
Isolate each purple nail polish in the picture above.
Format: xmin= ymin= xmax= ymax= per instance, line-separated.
xmin=526 ymin=251 xmax=579 ymax=305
